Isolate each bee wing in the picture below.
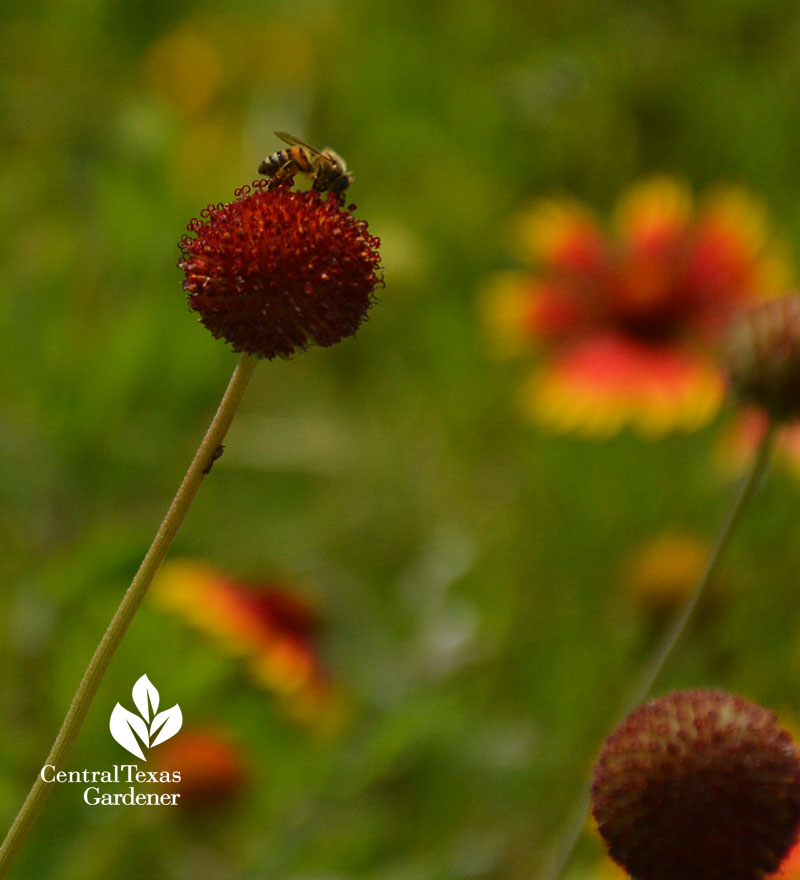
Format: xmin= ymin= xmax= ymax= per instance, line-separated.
xmin=274 ymin=131 xmax=325 ymax=158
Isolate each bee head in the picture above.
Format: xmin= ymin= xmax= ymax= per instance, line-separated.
xmin=331 ymin=174 xmax=354 ymax=194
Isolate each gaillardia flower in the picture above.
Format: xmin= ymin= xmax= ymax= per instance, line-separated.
xmin=723 ymin=294 xmax=800 ymax=422
xmin=149 ymin=560 xmax=344 ymax=729
xmin=481 ymin=177 xmax=792 ymax=437
xmin=591 ymin=689 xmax=800 ymax=880
xmin=179 ymin=181 xmax=382 ymax=358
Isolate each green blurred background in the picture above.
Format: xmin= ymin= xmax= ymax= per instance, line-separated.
xmin=4 ymin=1 xmax=800 ymax=878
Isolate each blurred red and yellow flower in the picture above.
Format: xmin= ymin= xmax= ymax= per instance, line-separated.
xmin=150 ymin=559 xmax=345 ymax=730
xmin=481 ymin=177 xmax=792 ymax=437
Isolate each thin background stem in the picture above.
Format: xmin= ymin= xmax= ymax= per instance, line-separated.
xmin=538 ymin=419 xmax=780 ymax=880
xmin=0 ymin=351 xmax=258 ymax=878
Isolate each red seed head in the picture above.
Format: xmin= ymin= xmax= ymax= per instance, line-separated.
xmin=179 ymin=181 xmax=382 ymax=359
xmin=723 ymin=295 xmax=800 ymax=421
xmin=591 ymin=689 xmax=800 ymax=880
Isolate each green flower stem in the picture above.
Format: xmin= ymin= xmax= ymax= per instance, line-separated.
xmin=541 ymin=419 xmax=780 ymax=880
xmin=0 ymin=351 xmax=259 ymax=878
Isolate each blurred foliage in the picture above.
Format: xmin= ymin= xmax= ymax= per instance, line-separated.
xmin=4 ymin=0 xmax=800 ymax=878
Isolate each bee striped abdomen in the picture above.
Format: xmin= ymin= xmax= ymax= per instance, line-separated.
xmin=257 ymin=152 xmax=283 ymax=176
xmin=258 ymin=147 xmax=313 ymax=178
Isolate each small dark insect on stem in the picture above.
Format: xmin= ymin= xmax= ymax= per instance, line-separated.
xmin=202 ymin=444 xmax=225 ymax=474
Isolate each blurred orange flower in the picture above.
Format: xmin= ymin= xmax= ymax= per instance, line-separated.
xmin=481 ymin=177 xmax=792 ymax=437
xmin=150 ymin=560 xmax=345 ymax=731
xmin=153 ymin=728 xmax=246 ymax=808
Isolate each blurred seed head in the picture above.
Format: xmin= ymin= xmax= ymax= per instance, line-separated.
xmin=591 ymin=689 xmax=800 ymax=880
xmin=723 ymin=295 xmax=800 ymax=421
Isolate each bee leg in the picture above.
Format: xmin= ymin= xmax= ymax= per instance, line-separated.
xmin=311 ymin=171 xmax=331 ymax=193
xmin=266 ymin=159 xmax=300 ymax=189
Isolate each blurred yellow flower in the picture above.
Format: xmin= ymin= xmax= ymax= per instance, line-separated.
xmin=139 ymin=14 xmax=314 ymax=194
xmin=142 ymin=15 xmax=313 ymax=118
xmin=623 ymin=531 xmax=709 ymax=616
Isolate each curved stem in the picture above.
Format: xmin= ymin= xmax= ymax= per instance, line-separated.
xmin=540 ymin=419 xmax=780 ymax=880
xmin=0 ymin=352 xmax=258 ymax=878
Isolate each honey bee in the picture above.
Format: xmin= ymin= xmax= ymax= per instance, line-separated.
xmin=258 ymin=131 xmax=353 ymax=195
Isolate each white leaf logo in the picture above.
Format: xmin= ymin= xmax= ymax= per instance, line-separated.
xmin=150 ymin=706 xmax=183 ymax=747
xmin=109 ymin=675 xmax=182 ymax=760
xmin=132 ymin=674 xmax=159 ymax=721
